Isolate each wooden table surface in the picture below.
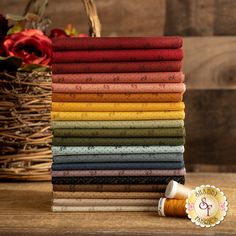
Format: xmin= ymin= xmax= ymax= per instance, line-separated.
xmin=0 ymin=173 xmax=235 ymax=236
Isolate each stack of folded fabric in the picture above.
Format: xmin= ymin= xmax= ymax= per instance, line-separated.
xmin=51 ymin=37 xmax=186 ymax=212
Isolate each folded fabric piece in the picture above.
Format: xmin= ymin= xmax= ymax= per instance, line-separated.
xmin=52 ymin=37 xmax=183 ymax=51
xmin=52 ymin=83 xmax=185 ymax=93
xmin=52 ymin=61 xmax=182 ymax=74
xmin=52 ymin=137 xmax=185 ymax=146
xmin=52 ymin=145 xmax=185 ymax=156
xmin=53 ymin=198 xmax=159 ymax=206
xmin=52 ymin=205 xmax=158 ymax=212
xmin=52 ymin=162 xmax=184 ymax=171
xmin=53 ymin=153 xmax=184 ymax=163
xmin=53 ymin=184 xmax=167 ymax=192
xmin=52 ymin=72 xmax=185 ymax=84
xmin=51 ymin=36 xmax=186 ymax=213
xmin=52 ymin=175 xmax=185 ymax=185
xmin=51 ymin=120 xmax=184 ymax=129
xmin=53 ymin=127 xmax=185 ymax=138
xmin=52 ymin=93 xmax=183 ymax=102
xmin=51 ymin=111 xmax=185 ymax=121
xmin=52 ymin=168 xmax=186 ymax=177
xmin=53 ymin=49 xmax=183 ymax=63
xmin=52 ymin=102 xmax=185 ymax=112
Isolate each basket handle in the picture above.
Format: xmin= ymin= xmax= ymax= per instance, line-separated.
xmin=82 ymin=0 xmax=101 ymax=37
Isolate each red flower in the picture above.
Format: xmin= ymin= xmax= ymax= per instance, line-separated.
xmin=49 ymin=28 xmax=68 ymax=39
xmin=3 ymin=29 xmax=52 ymax=65
xmin=78 ymin=34 xmax=88 ymax=38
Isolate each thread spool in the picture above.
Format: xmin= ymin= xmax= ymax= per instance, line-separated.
xmin=158 ymin=197 xmax=187 ymax=217
xmin=165 ymin=180 xmax=192 ymax=199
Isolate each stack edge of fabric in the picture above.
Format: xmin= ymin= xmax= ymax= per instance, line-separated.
xmin=51 ymin=37 xmax=186 ymax=212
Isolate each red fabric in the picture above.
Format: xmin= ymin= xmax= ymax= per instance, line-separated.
xmin=52 ymin=72 xmax=184 ymax=84
xmin=53 ymin=49 xmax=183 ymax=63
xmin=52 ymin=61 xmax=182 ymax=74
xmin=52 ymin=37 xmax=183 ymax=51
xmin=52 ymin=83 xmax=186 ymax=93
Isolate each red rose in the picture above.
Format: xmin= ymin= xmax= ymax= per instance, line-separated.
xmin=49 ymin=28 xmax=68 ymax=39
xmin=3 ymin=29 xmax=52 ymax=65
xmin=78 ymin=34 xmax=88 ymax=38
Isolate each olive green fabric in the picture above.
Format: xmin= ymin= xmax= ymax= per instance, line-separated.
xmin=51 ymin=120 xmax=184 ymax=129
xmin=53 ymin=127 xmax=185 ymax=137
xmin=52 ymin=137 xmax=185 ymax=146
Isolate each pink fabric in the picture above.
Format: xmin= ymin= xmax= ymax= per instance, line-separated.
xmin=52 ymin=72 xmax=185 ymax=84
xmin=52 ymin=61 xmax=182 ymax=74
xmin=52 ymin=83 xmax=186 ymax=93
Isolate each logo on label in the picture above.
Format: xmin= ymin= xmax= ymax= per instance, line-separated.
xmin=186 ymin=185 xmax=228 ymax=227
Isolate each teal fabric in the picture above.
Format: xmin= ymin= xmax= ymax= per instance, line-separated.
xmin=52 ymin=145 xmax=184 ymax=156
xmin=53 ymin=153 xmax=184 ymax=163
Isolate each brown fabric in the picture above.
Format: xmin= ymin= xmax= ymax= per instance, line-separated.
xmin=53 ymin=191 xmax=164 ymax=199
xmin=53 ymin=184 xmax=166 ymax=192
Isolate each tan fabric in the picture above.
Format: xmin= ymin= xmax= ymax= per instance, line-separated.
xmin=53 ymin=191 xmax=164 ymax=199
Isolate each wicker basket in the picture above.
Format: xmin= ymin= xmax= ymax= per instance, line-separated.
xmin=0 ymin=0 xmax=101 ymax=181
xmin=0 ymin=72 xmax=52 ymax=180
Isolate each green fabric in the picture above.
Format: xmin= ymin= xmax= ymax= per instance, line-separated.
xmin=53 ymin=127 xmax=185 ymax=137
xmin=52 ymin=137 xmax=185 ymax=146
xmin=51 ymin=120 xmax=184 ymax=129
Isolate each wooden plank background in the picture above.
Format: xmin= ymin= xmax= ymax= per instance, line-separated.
xmin=2 ymin=0 xmax=236 ymax=36
xmin=165 ymin=0 xmax=236 ymax=36
xmin=1 ymin=0 xmax=236 ymax=172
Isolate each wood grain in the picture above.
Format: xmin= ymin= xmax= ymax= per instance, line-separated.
xmin=184 ymin=37 xmax=236 ymax=89
xmin=181 ymin=37 xmax=236 ymax=171
xmin=185 ymin=90 xmax=236 ymax=170
xmin=165 ymin=0 xmax=236 ymax=36
xmin=214 ymin=0 xmax=236 ymax=35
xmin=0 ymin=173 xmax=235 ymax=235
xmin=164 ymin=0 xmax=215 ymax=36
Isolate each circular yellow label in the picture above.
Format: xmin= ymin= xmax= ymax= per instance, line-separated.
xmin=186 ymin=185 xmax=228 ymax=227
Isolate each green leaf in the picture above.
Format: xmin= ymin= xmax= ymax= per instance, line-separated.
xmin=7 ymin=22 xmax=24 ymax=35
xmin=65 ymin=24 xmax=79 ymax=36
xmin=32 ymin=0 xmax=48 ymax=18
xmin=0 ymin=56 xmax=22 ymax=71
xmin=6 ymin=13 xmax=25 ymax=21
xmin=19 ymin=64 xmax=51 ymax=72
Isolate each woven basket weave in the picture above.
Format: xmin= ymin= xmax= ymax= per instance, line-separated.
xmin=0 ymin=0 xmax=101 ymax=181
xmin=0 ymin=72 xmax=52 ymax=180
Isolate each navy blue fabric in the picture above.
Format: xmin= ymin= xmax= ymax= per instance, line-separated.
xmin=52 ymin=161 xmax=184 ymax=171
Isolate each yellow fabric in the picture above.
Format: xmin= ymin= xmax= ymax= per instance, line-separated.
xmin=52 ymin=102 xmax=185 ymax=112
xmin=51 ymin=111 xmax=185 ymax=121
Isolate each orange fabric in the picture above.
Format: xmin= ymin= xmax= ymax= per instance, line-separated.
xmin=52 ymin=93 xmax=183 ymax=102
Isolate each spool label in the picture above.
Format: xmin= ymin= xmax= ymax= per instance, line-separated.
xmin=186 ymin=185 xmax=228 ymax=227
